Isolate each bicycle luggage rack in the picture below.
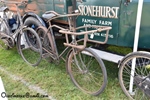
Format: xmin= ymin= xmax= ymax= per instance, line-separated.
xmin=59 ymin=25 xmax=112 ymax=50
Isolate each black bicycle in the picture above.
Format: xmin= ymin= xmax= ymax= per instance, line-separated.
xmin=0 ymin=0 xmax=42 ymax=66
xmin=118 ymin=51 xmax=150 ymax=100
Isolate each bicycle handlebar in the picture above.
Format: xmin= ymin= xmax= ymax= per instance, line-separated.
xmin=59 ymin=25 xmax=112 ymax=35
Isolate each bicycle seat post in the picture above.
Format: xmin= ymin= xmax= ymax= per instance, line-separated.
xmin=68 ymin=16 xmax=76 ymax=43
xmin=15 ymin=3 xmax=23 ymax=26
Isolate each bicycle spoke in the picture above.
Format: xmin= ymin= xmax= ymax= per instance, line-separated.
xmin=18 ymin=28 xmax=42 ymax=66
xmin=119 ymin=52 xmax=150 ymax=99
xmin=67 ymin=48 xmax=107 ymax=95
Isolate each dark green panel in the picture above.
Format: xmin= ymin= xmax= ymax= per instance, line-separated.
xmin=6 ymin=0 xmax=150 ymax=49
xmin=118 ymin=0 xmax=150 ymax=49
xmin=54 ymin=3 xmax=65 ymax=14
xmin=27 ymin=0 xmax=72 ymax=21
xmin=53 ymin=0 xmax=72 ymax=21
xmin=118 ymin=1 xmax=137 ymax=47
xmin=77 ymin=0 xmax=120 ymax=45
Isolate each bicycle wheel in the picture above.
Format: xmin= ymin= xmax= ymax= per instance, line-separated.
xmin=0 ymin=20 xmax=10 ymax=49
xmin=118 ymin=51 xmax=150 ymax=100
xmin=17 ymin=27 xmax=42 ymax=66
xmin=67 ymin=48 xmax=107 ymax=95
xmin=36 ymin=26 xmax=55 ymax=53
xmin=36 ymin=26 xmax=57 ymax=63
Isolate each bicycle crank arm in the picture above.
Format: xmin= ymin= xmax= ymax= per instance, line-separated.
xmin=0 ymin=32 xmax=15 ymax=47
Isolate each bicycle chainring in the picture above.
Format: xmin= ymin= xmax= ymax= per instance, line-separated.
xmin=134 ymin=75 xmax=150 ymax=97
xmin=0 ymin=34 xmax=14 ymax=49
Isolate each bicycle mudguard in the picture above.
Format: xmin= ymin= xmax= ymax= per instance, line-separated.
xmin=22 ymin=12 xmax=46 ymax=27
xmin=118 ymin=51 xmax=150 ymax=68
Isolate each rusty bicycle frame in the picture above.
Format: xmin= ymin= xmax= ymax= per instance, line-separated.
xmin=38 ymin=11 xmax=112 ymax=62
xmin=36 ymin=12 xmax=113 ymax=95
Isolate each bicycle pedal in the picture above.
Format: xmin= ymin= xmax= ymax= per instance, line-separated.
xmin=1 ymin=37 xmax=7 ymax=39
xmin=21 ymin=45 xmax=25 ymax=49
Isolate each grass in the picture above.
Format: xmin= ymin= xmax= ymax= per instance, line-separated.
xmin=0 ymin=71 xmax=45 ymax=100
xmin=0 ymin=41 xmax=129 ymax=100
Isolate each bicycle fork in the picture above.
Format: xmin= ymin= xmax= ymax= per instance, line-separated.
xmin=72 ymin=48 xmax=88 ymax=74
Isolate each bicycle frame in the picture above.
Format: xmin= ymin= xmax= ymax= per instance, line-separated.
xmin=38 ymin=12 xmax=112 ymax=63
xmin=38 ymin=13 xmax=80 ymax=62
xmin=0 ymin=1 xmax=28 ymax=45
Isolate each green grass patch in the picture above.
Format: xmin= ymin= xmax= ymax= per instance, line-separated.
xmin=106 ymin=45 xmax=132 ymax=55
xmin=0 ymin=70 xmax=46 ymax=100
xmin=0 ymin=43 xmax=129 ymax=100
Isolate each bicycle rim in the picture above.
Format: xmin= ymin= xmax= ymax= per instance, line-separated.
xmin=36 ymin=26 xmax=58 ymax=63
xmin=17 ymin=27 xmax=42 ymax=66
xmin=67 ymin=48 xmax=107 ymax=95
xmin=119 ymin=52 xmax=150 ymax=100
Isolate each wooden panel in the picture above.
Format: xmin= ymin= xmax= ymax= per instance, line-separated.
xmin=25 ymin=0 xmax=54 ymax=16
xmin=4 ymin=0 xmax=67 ymax=18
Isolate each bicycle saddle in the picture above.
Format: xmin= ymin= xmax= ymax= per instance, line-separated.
xmin=0 ymin=7 xmax=9 ymax=12
xmin=42 ymin=11 xmax=59 ymax=20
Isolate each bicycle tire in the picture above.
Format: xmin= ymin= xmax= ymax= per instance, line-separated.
xmin=0 ymin=20 xmax=10 ymax=49
xmin=24 ymin=17 xmax=42 ymax=30
xmin=36 ymin=26 xmax=56 ymax=54
xmin=66 ymin=48 xmax=107 ymax=96
xmin=118 ymin=51 xmax=150 ymax=100
xmin=17 ymin=27 xmax=42 ymax=66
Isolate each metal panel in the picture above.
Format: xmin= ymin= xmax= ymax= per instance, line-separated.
xmin=118 ymin=0 xmax=150 ymax=48
xmin=4 ymin=0 xmax=70 ymax=16
xmin=26 ymin=0 xmax=54 ymax=16
xmin=89 ymin=48 xmax=124 ymax=63
xmin=54 ymin=4 xmax=65 ymax=14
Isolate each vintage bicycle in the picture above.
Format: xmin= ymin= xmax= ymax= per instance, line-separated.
xmin=0 ymin=0 xmax=42 ymax=66
xmin=20 ymin=10 xmax=112 ymax=95
xmin=118 ymin=51 xmax=150 ymax=100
